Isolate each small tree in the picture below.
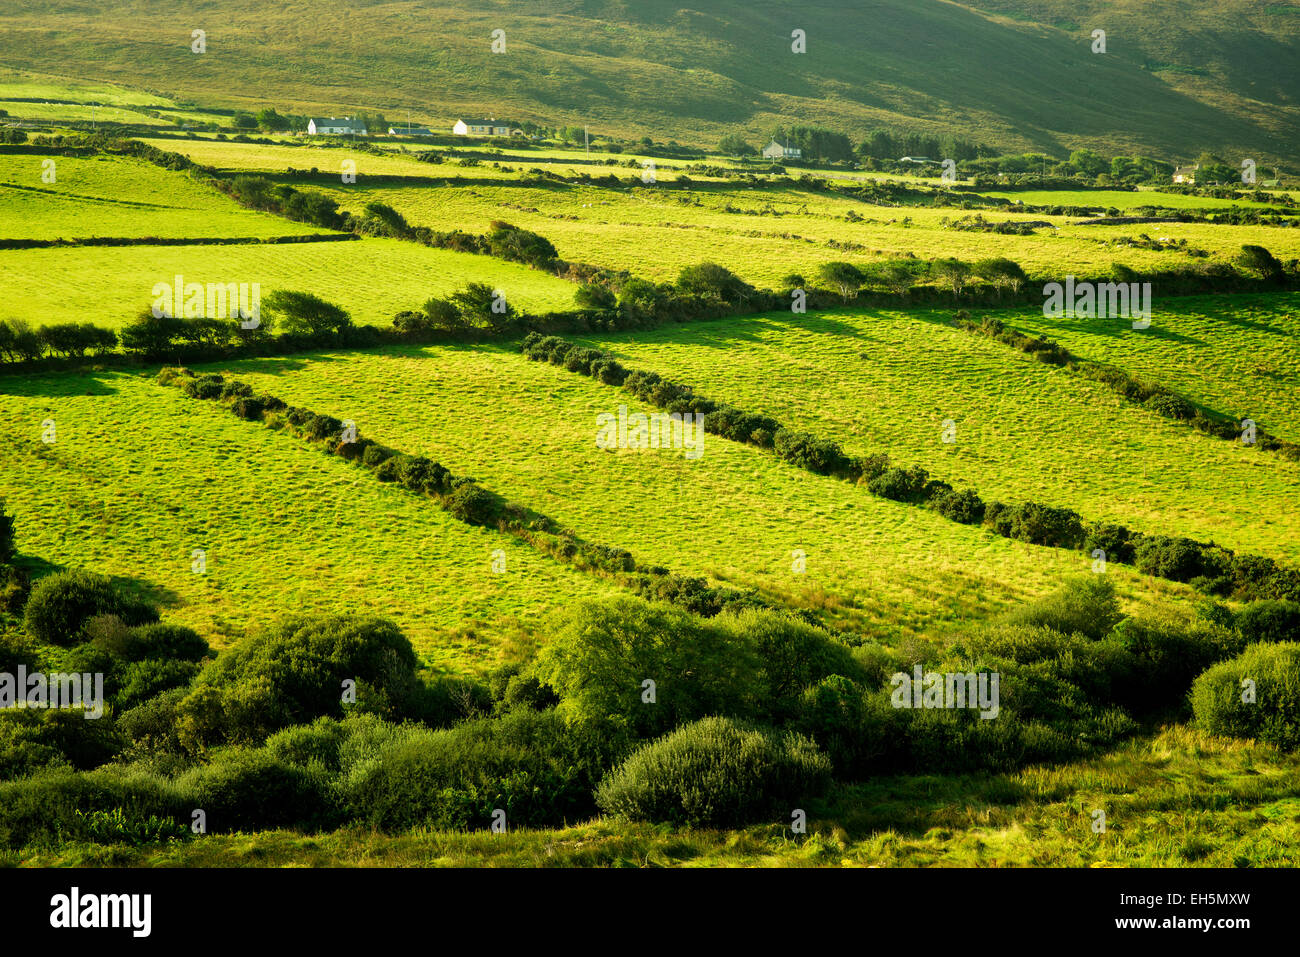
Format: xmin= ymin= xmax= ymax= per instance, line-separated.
xmin=450 ymin=283 xmax=515 ymax=333
xmin=932 ymin=258 xmax=972 ymax=297
xmin=817 ymin=262 xmax=865 ymax=301
xmin=973 ymin=257 xmax=1028 ymax=297
xmin=261 ymin=290 xmax=352 ymax=338
xmin=1238 ymin=245 xmax=1284 ymax=283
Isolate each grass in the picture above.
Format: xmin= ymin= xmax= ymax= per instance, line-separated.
xmin=304 ymin=177 xmax=1300 ymax=287
xmin=0 ymin=153 xmax=326 ymax=240
xmin=198 ymin=342 xmax=1201 ymax=641
xmin=0 ymin=369 xmax=621 ymax=668
xmin=995 ymin=291 xmax=1300 ymax=444
xmin=0 ymin=237 xmax=576 ymax=329
xmin=577 ymin=305 xmax=1300 ymax=566
xmin=14 ymin=725 xmax=1298 ymax=867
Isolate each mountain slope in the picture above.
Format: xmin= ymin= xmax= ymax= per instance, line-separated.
xmin=0 ymin=0 xmax=1296 ymax=166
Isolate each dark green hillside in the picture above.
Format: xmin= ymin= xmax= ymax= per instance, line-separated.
xmin=0 ymin=0 xmax=1296 ymax=166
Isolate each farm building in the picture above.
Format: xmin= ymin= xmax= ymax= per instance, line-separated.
xmin=1173 ymin=165 xmax=1199 ymax=184
xmin=453 ymin=118 xmax=511 ymax=136
xmin=761 ymin=140 xmax=801 ymax=159
xmin=307 ymin=117 xmax=367 ymax=135
xmin=388 ymin=125 xmax=434 ymax=137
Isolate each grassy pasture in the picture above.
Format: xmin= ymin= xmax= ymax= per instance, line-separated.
xmin=578 ymin=307 xmax=1300 ymax=566
xmin=1001 ymin=292 xmax=1300 ymax=444
xmin=0 ymin=153 xmax=326 ymax=240
xmin=0 ymin=238 xmax=576 ymax=329
xmin=979 ymin=188 xmax=1278 ymax=210
xmin=0 ymin=369 xmax=618 ymax=667
xmin=203 ymin=343 xmax=1201 ymax=642
xmin=309 ymin=178 xmax=1300 ymax=287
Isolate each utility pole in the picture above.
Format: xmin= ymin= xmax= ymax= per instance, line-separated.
xmin=584 ymin=126 xmax=589 ymax=157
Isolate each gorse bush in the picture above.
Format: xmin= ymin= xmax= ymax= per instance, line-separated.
xmin=1191 ymin=643 xmax=1300 ymax=751
xmin=595 ymin=716 xmax=831 ymax=827
xmin=1001 ymin=575 xmax=1123 ymax=640
xmin=23 ymin=570 xmax=159 ymax=646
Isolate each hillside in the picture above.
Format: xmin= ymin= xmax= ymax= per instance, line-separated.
xmin=0 ymin=0 xmax=1297 ymax=168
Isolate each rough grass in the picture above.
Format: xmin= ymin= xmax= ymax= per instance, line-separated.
xmin=0 ymin=237 xmax=576 ymax=329
xmin=999 ymin=291 xmax=1300 ymax=443
xmin=202 ymin=343 xmax=1201 ymax=641
xmin=0 ymin=369 xmax=619 ymax=667
xmin=579 ymin=306 xmax=1300 ymax=565
xmin=0 ymin=153 xmax=326 ymax=240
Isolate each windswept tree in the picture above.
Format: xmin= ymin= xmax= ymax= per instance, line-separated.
xmin=931 ymin=258 xmax=972 ymax=297
xmin=973 ymin=258 xmax=1028 ymax=297
xmin=451 ymin=282 xmax=515 ymax=333
xmin=817 ymin=262 xmax=865 ymax=301
xmin=261 ymin=290 xmax=352 ymax=338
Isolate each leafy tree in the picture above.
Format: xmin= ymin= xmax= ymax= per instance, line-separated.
xmin=255 ymin=108 xmax=290 ymax=131
xmin=575 ymin=283 xmax=617 ymax=310
xmin=973 ymin=257 xmax=1028 ymax=296
xmin=450 ymin=282 xmax=515 ymax=332
xmin=817 ymin=261 xmax=865 ymax=300
xmin=1238 ymin=244 xmax=1284 ymax=282
xmin=931 ymin=258 xmax=972 ymax=296
xmin=261 ymin=290 xmax=352 ymax=338
xmin=23 ymin=569 xmax=159 ymax=646
xmin=675 ymin=262 xmax=754 ymax=305
xmin=119 ymin=309 xmax=184 ymax=358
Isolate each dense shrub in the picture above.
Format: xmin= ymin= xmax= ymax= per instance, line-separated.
xmin=344 ymin=710 xmax=626 ymax=831
xmin=929 ymin=487 xmax=985 ymax=524
xmin=1134 ymin=535 xmax=1230 ymax=585
xmin=23 ymin=570 xmax=159 ymax=646
xmin=1191 ymin=643 xmax=1300 ymax=750
xmin=535 ymin=598 xmax=760 ymax=738
xmin=0 ymin=498 xmax=14 ymax=563
xmin=176 ymin=614 xmax=424 ymax=748
xmin=595 ymin=716 xmax=831 ymax=827
xmin=1234 ymin=601 xmax=1300 ymax=644
xmin=868 ymin=466 xmax=931 ymax=502
xmin=1001 ymin=575 xmax=1123 ymax=640
xmin=177 ymin=747 xmax=337 ymax=832
xmin=1084 ymin=524 xmax=1139 ymax=565
xmin=985 ymin=501 xmax=1086 ymax=549
xmin=0 ymin=767 xmax=188 ymax=849
xmin=445 ymin=482 xmax=502 ymax=526
xmin=0 ymin=709 xmax=126 ymax=780
xmin=773 ymin=429 xmax=853 ymax=475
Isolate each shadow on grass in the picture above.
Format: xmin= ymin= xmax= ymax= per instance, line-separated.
xmin=12 ymin=552 xmax=183 ymax=611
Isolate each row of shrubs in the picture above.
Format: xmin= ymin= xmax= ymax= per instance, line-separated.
xmin=521 ymin=332 xmax=1300 ymax=603
xmin=955 ymin=314 xmax=1300 ymax=461
xmin=157 ymin=367 xmax=768 ymax=619
xmin=3 ymin=547 xmax=1298 ymax=842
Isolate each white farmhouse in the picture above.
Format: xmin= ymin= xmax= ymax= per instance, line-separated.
xmin=453 ymin=118 xmax=512 ymax=137
xmin=761 ymin=139 xmax=801 ymax=160
xmin=307 ymin=116 xmax=368 ymax=136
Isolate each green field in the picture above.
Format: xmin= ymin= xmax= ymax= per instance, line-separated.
xmin=0 ymin=238 xmax=577 ymax=328
xmin=577 ymin=306 xmax=1300 ymax=565
xmin=1 ymin=54 xmax=1298 ymax=878
xmin=1002 ymin=292 xmax=1300 ymax=444
xmin=198 ymin=343 xmax=1202 ymax=641
xmin=0 ymin=369 xmax=620 ymax=668
xmin=0 ymin=153 xmax=326 ymax=240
